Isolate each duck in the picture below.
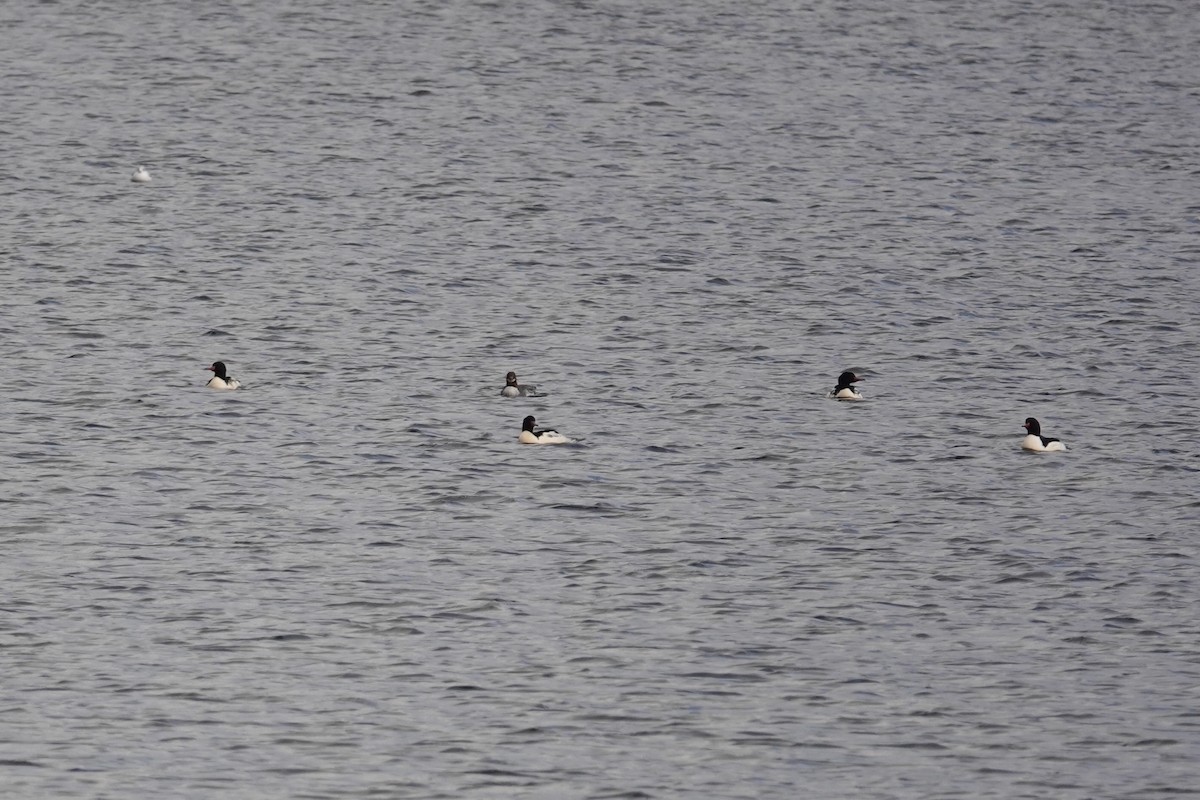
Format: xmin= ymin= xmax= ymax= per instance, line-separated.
xmin=205 ymin=361 xmax=241 ymax=390
xmin=1021 ymin=417 xmax=1066 ymax=452
xmin=501 ymin=371 xmax=544 ymax=397
xmin=131 ymin=166 xmax=151 ymax=183
xmin=830 ymin=370 xmax=864 ymax=400
xmin=519 ymin=415 xmax=571 ymax=445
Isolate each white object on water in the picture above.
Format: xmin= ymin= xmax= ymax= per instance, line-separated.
xmin=519 ymin=415 xmax=571 ymax=444
xmin=501 ymin=371 xmax=541 ymax=397
xmin=1021 ymin=417 xmax=1066 ymax=451
xmin=205 ymin=361 xmax=241 ymax=390
xmin=131 ymin=166 xmax=151 ymax=183
xmin=829 ymin=370 xmax=864 ymax=400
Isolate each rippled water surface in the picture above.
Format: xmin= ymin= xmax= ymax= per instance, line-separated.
xmin=3 ymin=1 xmax=1199 ymax=798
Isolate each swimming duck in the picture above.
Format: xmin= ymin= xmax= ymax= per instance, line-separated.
xmin=519 ymin=415 xmax=571 ymax=445
xmin=830 ymin=371 xmax=864 ymax=400
xmin=501 ymin=371 xmax=544 ymax=397
xmin=131 ymin=166 xmax=151 ymax=183
xmin=205 ymin=361 xmax=241 ymax=390
xmin=1021 ymin=417 xmax=1066 ymax=452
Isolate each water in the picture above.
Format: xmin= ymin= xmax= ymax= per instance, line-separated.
xmin=2 ymin=1 xmax=1199 ymax=797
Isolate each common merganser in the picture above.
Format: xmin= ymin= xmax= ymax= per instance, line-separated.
xmin=519 ymin=415 xmax=571 ymax=445
xmin=1021 ymin=417 xmax=1066 ymax=452
xmin=131 ymin=166 xmax=151 ymax=183
xmin=501 ymin=371 xmax=545 ymax=397
xmin=830 ymin=370 xmax=864 ymax=400
xmin=205 ymin=361 xmax=241 ymax=390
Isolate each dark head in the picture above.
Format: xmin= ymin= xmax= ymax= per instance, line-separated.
xmin=506 ymin=371 xmax=518 ymax=386
xmin=1023 ymin=417 xmax=1041 ymax=434
xmin=522 ymin=415 xmax=536 ymax=432
xmin=836 ymin=371 xmax=861 ymax=387
xmin=208 ymin=361 xmax=228 ymax=378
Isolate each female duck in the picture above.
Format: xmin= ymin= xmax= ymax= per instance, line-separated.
xmin=501 ymin=372 xmax=541 ymax=397
xmin=519 ymin=415 xmax=571 ymax=445
xmin=830 ymin=371 xmax=864 ymax=400
xmin=1021 ymin=417 xmax=1066 ymax=452
xmin=205 ymin=361 xmax=241 ymax=390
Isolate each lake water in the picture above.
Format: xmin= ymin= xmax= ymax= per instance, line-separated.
xmin=2 ymin=1 xmax=1199 ymax=798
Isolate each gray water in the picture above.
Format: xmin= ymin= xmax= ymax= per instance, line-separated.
xmin=3 ymin=1 xmax=1199 ymax=798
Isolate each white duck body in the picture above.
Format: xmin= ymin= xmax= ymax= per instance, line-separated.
xmin=131 ymin=166 xmax=151 ymax=183
xmin=1021 ymin=433 xmax=1066 ymax=452
xmin=830 ymin=371 xmax=865 ymax=401
xmin=205 ymin=361 xmax=241 ymax=390
xmin=1021 ymin=418 xmax=1066 ymax=451
xmin=519 ymin=416 xmax=571 ymax=445
xmin=501 ymin=372 xmax=540 ymax=397
xmin=206 ymin=375 xmax=241 ymax=390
